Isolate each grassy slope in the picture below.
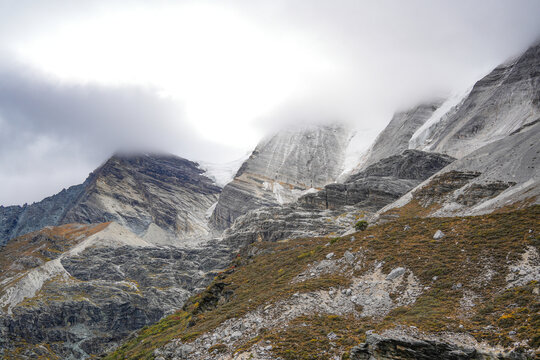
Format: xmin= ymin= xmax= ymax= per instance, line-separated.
xmin=105 ymin=205 xmax=539 ymax=360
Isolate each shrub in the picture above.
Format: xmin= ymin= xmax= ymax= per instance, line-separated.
xmin=354 ymin=220 xmax=368 ymax=231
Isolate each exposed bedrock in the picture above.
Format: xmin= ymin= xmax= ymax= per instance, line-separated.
xmin=299 ymin=150 xmax=455 ymax=211
xmin=0 ymin=153 xmax=221 ymax=246
xmin=409 ymin=42 xmax=540 ymax=158
xmin=0 ymin=227 xmax=233 ymax=359
xmin=350 ymin=332 xmax=530 ymax=360
xmin=210 ymin=124 xmax=351 ymax=230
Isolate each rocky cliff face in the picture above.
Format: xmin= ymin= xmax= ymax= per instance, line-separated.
xmin=0 ymin=153 xmax=221 ymax=246
xmin=0 ymin=223 xmax=233 ymax=359
xmin=210 ymin=124 xmax=351 ymax=230
xmin=409 ymin=42 xmax=540 ymax=159
xmin=299 ymin=150 xmax=454 ymax=211
xmin=222 ymin=205 xmax=364 ymax=249
xmin=220 ymin=150 xmax=454 ymax=251
xmin=350 ymin=330 xmax=529 ymax=360
xmin=379 ymin=118 xmax=539 ymax=220
xmin=356 ymin=101 xmax=443 ymax=171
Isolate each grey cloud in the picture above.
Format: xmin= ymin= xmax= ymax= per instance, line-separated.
xmin=1 ymin=0 xmax=540 ymax=205
xmin=0 ymin=62 xmax=237 ymax=205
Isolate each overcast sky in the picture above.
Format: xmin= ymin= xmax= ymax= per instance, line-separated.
xmin=1 ymin=0 xmax=540 ymax=205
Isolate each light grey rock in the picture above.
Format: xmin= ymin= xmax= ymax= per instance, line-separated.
xmin=344 ymin=250 xmax=355 ymax=264
xmin=358 ymin=100 xmax=444 ymax=171
xmin=452 ymin=283 xmax=463 ymax=290
xmin=326 ymin=252 xmax=335 ymax=259
xmin=231 ymin=331 xmax=242 ymax=340
xmin=433 ymin=230 xmax=445 ymax=240
xmin=386 ymin=267 xmax=406 ymax=280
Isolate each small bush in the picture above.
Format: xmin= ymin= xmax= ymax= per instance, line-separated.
xmin=354 ymin=220 xmax=368 ymax=231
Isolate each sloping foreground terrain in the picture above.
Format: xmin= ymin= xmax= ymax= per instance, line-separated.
xmin=106 ymin=206 xmax=539 ymax=360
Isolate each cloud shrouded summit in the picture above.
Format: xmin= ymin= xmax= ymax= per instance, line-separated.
xmin=1 ymin=0 xmax=540 ymax=205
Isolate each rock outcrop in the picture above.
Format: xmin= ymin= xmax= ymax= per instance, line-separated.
xmin=0 ymin=153 xmax=221 ymax=246
xmin=222 ymin=205 xmax=363 ymax=249
xmin=0 ymin=184 xmax=86 ymax=245
xmin=299 ymin=150 xmax=455 ymax=211
xmin=357 ymin=100 xmax=443 ymax=171
xmin=210 ymin=124 xmax=351 ymax=230
xmin=350 ymin=332 xmax=529 ymax=360
xmin=380 ymin=121 xmax=539 ymax=218
xmin=0 ymin=223 xmax=233 ymax=359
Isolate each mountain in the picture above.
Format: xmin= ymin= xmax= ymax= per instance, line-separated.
xmin=378 ymin=120 xmax=539 ymax=220
xmin=103 ymin=43 xmax=539 ymax=360
xmin=376 ymin=43 xmax=540 ymax=220
xmin=1 ymin=42 xmax=540 ymax=360
xmin=409 ymin=42 xmax=540 ymax=158
xmin=0 ymin=153 xmax=221 ymax=246
xmin=210 ymin=124 xmax=351 ymax=230
xmin=355 ymin=100 xmax=443 ymax=171
xmin=221 ymin=150 xmax=454 ymax=250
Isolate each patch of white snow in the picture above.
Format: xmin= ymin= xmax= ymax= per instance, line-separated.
xmin=409 ymin=86 xmax=473 ymax=151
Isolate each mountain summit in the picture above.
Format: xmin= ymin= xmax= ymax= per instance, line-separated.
xmin=0 ymin=153 xmax=221 ymax=246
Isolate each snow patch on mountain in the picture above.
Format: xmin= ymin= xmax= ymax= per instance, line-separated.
xmin=409 ymin=86 xmax=473 ymax=151
xmin=199 ymin=153 xmax=250 ymax=188
xmin=337 ymin=130 xmax=374 ymax=182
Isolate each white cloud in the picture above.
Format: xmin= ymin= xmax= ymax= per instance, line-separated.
xmin=0 ymin=0 xmax=539 ymax=204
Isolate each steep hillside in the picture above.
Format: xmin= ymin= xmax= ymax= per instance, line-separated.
xmin=379 ymin=121 xmax=539 ymax=220
xmin=409 ymin=42 xmax=540 ymax=158
xmin=301 ymin=150 xmax=454 ymax=211
xmin=210 ymin=124 xmax=351 ymax=230
xmin=0 ymin=222 xmax=233 ymax=359
xmin=0 ymin=184 xmax=86 ymax=245
xmin=0 ymin=153 xmax=221 ymax=246
xmin=220 ymin=150 xmax=453 ymax=252
xmin=106 ymin=206 xmax=539 ymax=360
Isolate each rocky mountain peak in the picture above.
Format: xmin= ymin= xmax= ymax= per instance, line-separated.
xmin=209 ymin=123 xmax=352 ymax=230
xmin=0 ymin=152 xmax=221 ymax=246
xmin=408 ymin=42 xmax=540 ymax=158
